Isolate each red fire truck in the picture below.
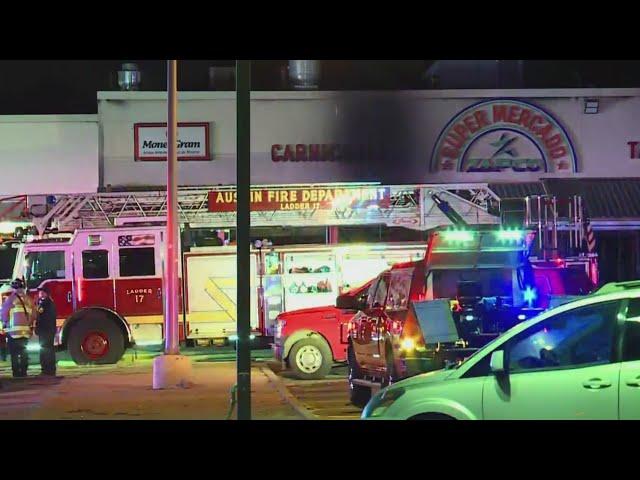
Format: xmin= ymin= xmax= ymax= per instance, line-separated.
xmin=0 ymin=183 xmax=503 ymax=365
xmin=345 ymin=195 xmax=598 ymax=406
xmin=274 ymin=194 xmax=598 ymax=384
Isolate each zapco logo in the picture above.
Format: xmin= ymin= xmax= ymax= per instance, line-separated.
xmin=430 ymin=99 xmax=577 ymax=173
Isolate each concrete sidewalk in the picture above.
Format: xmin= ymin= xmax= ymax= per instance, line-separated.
xmin=15 ymin=361 xmax=304 ymax=420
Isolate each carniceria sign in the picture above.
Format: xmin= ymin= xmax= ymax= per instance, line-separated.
xmin=431 ymin=99 xmax=577 ymax=173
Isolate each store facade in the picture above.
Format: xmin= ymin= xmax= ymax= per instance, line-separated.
xmin=1 ymin=88 xmax=640 ymax=283
xmin=94 ymin=88 xmax=640 ymax=282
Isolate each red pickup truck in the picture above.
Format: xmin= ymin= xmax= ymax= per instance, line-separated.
xmin=272 ymin=281 xmax=371 ymax=379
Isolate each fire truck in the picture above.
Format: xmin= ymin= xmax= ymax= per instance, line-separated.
xmin=346 ymin=194 xmax=599 ymax=406
xmin=0 ymin=183 xmax=501 ymax=365
xmin=274 ymin=194 xmax=597 ymax=382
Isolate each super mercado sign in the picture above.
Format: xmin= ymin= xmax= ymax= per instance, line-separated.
xmin=431 ymin=99 xmax=577 ymax=173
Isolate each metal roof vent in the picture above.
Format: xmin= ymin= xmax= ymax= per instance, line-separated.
xmin=118 ymin=63 xmax=141 ymax=91
xmin=288 ymin=60 xmax=321 ymax=90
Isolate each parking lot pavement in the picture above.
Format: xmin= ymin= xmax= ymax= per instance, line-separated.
xmin=266 ymin=363 xmax=364 ymax=420
xmin=0 ymin=348 xmax=303 ymax=420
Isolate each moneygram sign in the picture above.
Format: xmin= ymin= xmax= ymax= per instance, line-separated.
xmin=431 ymin=100 xmax=577 ymax=173
xmin=134 ymin=122 xmax=211 ymax=161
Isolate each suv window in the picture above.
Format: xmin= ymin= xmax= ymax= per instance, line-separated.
xmin=24 ymin=251 xmax=66 ymax=288
xmin=505 ymin=300 xmax=620 ymax=373
xmin=119 ymin=247 xmax=155 ymax=277
xmin=372 ymin=275 xmax=389 ymax=308
xmin=366 ymin=277 xmax=380 ymax=308
xmin=623 ymin=298 xmax=640 ymax=362
xmin=386 ymin=269 xmax=413 ymax=311
xmin=82 ymin=250 xmax=109 ymax=279
xmin=367 ymin=275 xmax=391 ymax=309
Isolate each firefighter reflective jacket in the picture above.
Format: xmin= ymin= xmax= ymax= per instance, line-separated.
xmin=1 ymin=290 xmax=35 ymax=339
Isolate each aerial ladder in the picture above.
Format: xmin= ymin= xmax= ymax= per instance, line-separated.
xmin=7 ymin=183 xmax=501 ymax=237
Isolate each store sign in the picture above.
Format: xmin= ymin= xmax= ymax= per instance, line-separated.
xmin=271 ymin=144 xmax=380 ymax=163
xmin=208 ymin=186 xmax=391 ymax=212
xmin=431 ymin=99 xmax=577 ymax=173
xmin=134 ymin=122 xmax=210 ymax=161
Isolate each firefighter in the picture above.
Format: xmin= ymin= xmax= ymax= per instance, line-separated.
xmin=0 ymin=278 xmax=35 ymax=378
xmin=35 ymin=286 xmax=57 ymax=376
xmin=0 ymin=331 xmax=7 ymax=362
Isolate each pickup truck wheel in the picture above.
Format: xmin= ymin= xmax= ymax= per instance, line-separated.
xmin=67 ymin=311 xmax=125 ymax=365
xmin=289 ymin=337 xmax=332 ymax=380
xmin=348 ymin=344 xmax=371 ymax=408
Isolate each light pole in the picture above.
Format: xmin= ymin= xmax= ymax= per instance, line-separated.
xmin=152 ymin=59 xmax=193 ymax=389
xmin=236 ymin=59 xmax=251 ymax=419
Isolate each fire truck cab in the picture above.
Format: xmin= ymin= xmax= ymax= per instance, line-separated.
xmin=3 ymin=226 xmax=167 ymax=364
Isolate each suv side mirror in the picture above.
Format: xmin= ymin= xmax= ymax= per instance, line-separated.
xmin=490 ymin=350 xmax=506 ymax=375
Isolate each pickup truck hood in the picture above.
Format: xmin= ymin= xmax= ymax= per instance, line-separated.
xmin=277 ymin=305 xmax=342 ymax=320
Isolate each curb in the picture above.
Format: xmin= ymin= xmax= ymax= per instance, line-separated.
xmin=260 ymin=365 xmax=317 ymax=420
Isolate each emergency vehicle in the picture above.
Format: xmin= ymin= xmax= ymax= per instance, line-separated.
xmin=274 ymin=194 xmax=597 ymax=383
xmin=0 ymin=183 xmax=500 ymax=365
xmin=346 ymin=194 xmax=599 ymax=406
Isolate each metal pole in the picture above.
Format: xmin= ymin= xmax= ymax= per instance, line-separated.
xmin=537 ymin=196 xmax=543 ymax=253
xmin=568 ymin=199 xmax=574 ymax=250
xmin=552 ymin=196 xmax=558 ymax=258
xmin=165 ymin=59 xmax=179 ymax=355
xmin=236 ymin=60 xmax=251 ymax=420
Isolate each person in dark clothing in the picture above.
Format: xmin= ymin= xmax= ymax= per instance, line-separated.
xmin=35 ymin=287 xmax=57 ymax=376
xmin=0 ymin=333 xmax=7 ymax=362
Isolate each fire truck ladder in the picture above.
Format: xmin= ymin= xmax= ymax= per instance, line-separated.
xmin=524 ymin=195 xmax=586 ymax=260
xmin=30 ymin=183 xmax=501 ymax=236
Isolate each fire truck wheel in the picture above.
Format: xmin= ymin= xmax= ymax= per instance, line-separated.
xmin=348 ymin=344 xmax=371 ymax=408
xmin=67 ymin=312 xmax=126 ymax=365
xmin=288 ymin=337 xmax=332 ymax=380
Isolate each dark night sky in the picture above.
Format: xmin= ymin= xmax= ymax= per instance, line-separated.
xmin=1 ymin=60 xmax=640 ymax=115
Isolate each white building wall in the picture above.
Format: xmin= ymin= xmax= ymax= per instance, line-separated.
xmin=0 ymin=115 xmax=98 ymax=195
xmin=96 ymin=88 xmax=640 ymax=188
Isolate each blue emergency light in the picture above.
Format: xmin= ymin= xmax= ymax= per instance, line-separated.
xmin=523 ymin=286 xmax=537 ymax=307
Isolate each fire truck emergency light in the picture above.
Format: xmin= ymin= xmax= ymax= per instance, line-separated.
xmin=441 ymin=230 xmax=474 ymax=243
xmin=495 ymin=229 xmax=524 ymax=242
xmin=524 ymin=286 xmax=537 ymax=306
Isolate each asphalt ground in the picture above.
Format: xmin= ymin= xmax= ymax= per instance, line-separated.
xmin=266 ymin=362 xmax=365 ymax=420
xmin=0 ymin=347 xmax=364 ymax=419
xmin=0 ymin=346 xmax=302 ymax=420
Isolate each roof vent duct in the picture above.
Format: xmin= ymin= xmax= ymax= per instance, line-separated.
xmin=117 ymin=63 xmax=141 ymax=91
